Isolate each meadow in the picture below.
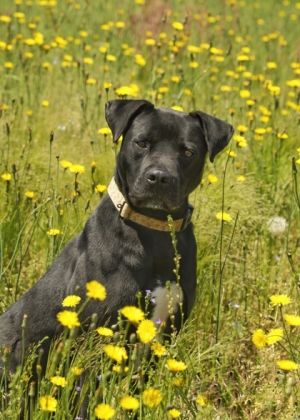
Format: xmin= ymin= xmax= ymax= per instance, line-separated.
xmin=0 ymin=0 xmax=300 ymax=418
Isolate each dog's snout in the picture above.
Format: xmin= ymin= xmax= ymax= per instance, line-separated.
xmin=146 ymin=169 xmax=173 ymax=186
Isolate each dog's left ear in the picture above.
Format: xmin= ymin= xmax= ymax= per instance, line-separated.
xmin=105 ymin=99 xmax=154 ymax=143
xmin=190 ymin=111 xmax=234 ymax=162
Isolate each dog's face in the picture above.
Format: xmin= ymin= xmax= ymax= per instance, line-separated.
xmin=106 ymin=100 xmax=233 ymax=213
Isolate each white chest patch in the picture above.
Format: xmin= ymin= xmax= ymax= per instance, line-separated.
xmin=151 ymin=283 xmax=183 ymax=324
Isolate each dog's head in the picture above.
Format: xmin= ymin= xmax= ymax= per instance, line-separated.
xmin=105 ymin=99 xmax=233 ymax=214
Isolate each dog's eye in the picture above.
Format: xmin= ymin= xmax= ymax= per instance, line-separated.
xmin=182 ymin=148 xmax=194 ymax=158
xmin=135 ymin=140 xmax=149 ymax=149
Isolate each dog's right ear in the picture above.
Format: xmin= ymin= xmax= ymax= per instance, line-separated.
xmin=105 ymin=99 xmax=154 ymax=143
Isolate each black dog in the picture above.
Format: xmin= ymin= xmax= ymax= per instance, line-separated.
xmin=0 ymin=99 xmax=233 ymax=371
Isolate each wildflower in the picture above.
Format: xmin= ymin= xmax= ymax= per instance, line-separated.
xmin=104 ymin=82 xmax=112 ymax=90
xmin=236 ymin=175 xmax=246 ymax=182
xmin=166 ymin=358 xmax=187 ymax=372
xmin=240 ymin=89 xmax=251 ymax=98
xmin=83 ymin=57 xmax=93 ymax=65
xmin=151 ymin=342 xmax=167 ymax=357
xmin=96 ymin=326 xmax=113 ymax=337
xmin=50 ymin=376 xmax=67 ymax=387
xmin=207 ymin=174 xmax=218 ymax=184
xmin=103 ymin=344 xmax=127 ymax=364
xmin=137 ymin=319 xmax=156 ymax=343
xmin=135 ymin=54 xmax=146 ymax=66
xmin=47 ymin=228 xmax=61 ymax=236
xmin=95 ymin=403 xmax=115 ymax=419
xmin=71 ymin=366 xmax=84 ymax=376
xmin=266 ymin=328 xmax=284 ymax=345
xmin=69 ymin=164 xmax=85 ymax=174
xmin=86 ymin=280 xmax=106 ymax=301
xmin=267 ymin=216 xmax=287 ymax=236
xmin=270 ymin=294 xmax=292 ymax=306
xmin=237 ymin=124 xmax=248 ymax=133
xmin=172 ymin=21 xmax=184 ymax=31
xmin=60 ymin=160 xmax=72 ymax=169
xmin=142 ymin=388 xmax=162 ymax=408
xmin=171 ymin=105 xmax=184 ymax=112
xmin=42 ymin=100 xmax=49 ymax=107
xmin=57 ymin=310 xmax=80 ymax=329
xmin=86 ymin=78 xmax=97 ymax=85
xmin=168 ymin=408 xmax=181 ymax=418
xmin=98 ymin=127 xmax=112 ymax=135
xmin=120 ymin=306 xmax=145 ymax=323
xmin=227 ymin=150 xmax=237 ymax=157
xmin=95 ymin=184 xmax=107 ymax=194
xmin=115 ymin=85 xmax=139 ymax=97
xmin=216 ymin=212 xmax=232 ymax=222
xmin=284 ymin=314 xmax=300 ymax=326
xmin=276 ymin=360 xmax=299 ymax=371
xmin=25 ymin=191 xmax=35 ymax=199
xmin=39 ymin=395 xmax=57 ymax=412
xmin=196 ymin=394 xmax=207 ymax=407
xmin=106 ymin=54 xmax=116 ymax=62
xmin=120 ymin=395 xmax=139 ymax=411
xmin=252 ymin=329 xmax=267 ymax=349
xmin=112 ymin=365 xmax=129 ymax=373
xmin=62 ymin=295 xmax=81 ymax=308
xmin=1 ymin=172 xmax=12 ymax=181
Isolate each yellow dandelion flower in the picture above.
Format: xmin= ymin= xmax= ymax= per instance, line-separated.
xmin=216 ymin=212 xmax=232 ymax=222
xmin=71 ymin=366 xmax=84 ymax=376
xmin=151 ymin=342 xmax=167 ymax=357
xmin=284 ymin=314 xmax=300 ymax=326
xmin=103 ymin=344 xmax=127 ymax=364
xmin=137 ymin=319 xmax=156 ymax=343
xmin=270 ymin=294 xmax=292 ymax=306
xmin=168 ymin=408 xmax=181 ymax=418
xmin=276 ymin=359 xmax=299 ymax=371
xmin=50 ymin=376 xmax=67 ymax=387
xmin=252 ymin=329 xmax=267 ymax=349
xmin=196 ymin=394 xmax=207 ymax=407
xmin=104 ymin=82 xmax=112 ymax=90
xmin=86 ymin=78 xmax=97 ymax=85
xmin=83 ymin=57 xmax=93 ymax=65
xmin=95 ymin=403 xmax=115 ymax=419
xmin=120 ymin=395 xmax=139 ymax=411
xmin=96 ymin=326 xmax=113 ymax=337
xmin=4 ymin=62 xmax=14 ymax=69
xmin=1 ymin=172 xmax=12 ymax=181
xmin=25 ymin=191 xmax=35 ymax=199
xmin=60 ymin=160 xmax=72 ymax=169
xmin=47 ymin=228 xmax=61 ymax=236
xmin=172 ymin=21 xmax=184 ymax=31
xmin=106 ymin=54 xmax=116 ymax=62
xmin=142 ymin=388 xmax=162 ymax=408
xmin=39 ymin=395 xmax=57 ymax=412
xmin=120 ymin=306 xmax=145 ymax=323
xmin=98 ymin=127 xmax=112 ymax=136
xmin=86 ymin=280 xmax=106 ymax=301
xmin=236 ymin=175 xmax=246 ymax=182
xmin=135 ymin=54 xmax=146 ymax=67
xmin=62 ymin=295 xmax=81 ymax=308
xmin=41 ymin=100 xmax=49 ymax=107
xmin=57 ymin=310 xmax=80 ymax=329
xmin=166 ymin=358 xmax=187 ymax=372
xmin=69 ymin=164 xmax=85 ymax=174
xmin=171 ymin=105 xmax=184 ymax=112
xmin=266 ymin=328 xmax=284 ymax=345
xmin=207 ymin=174 xmax=218 ymax=184
xmin=95 ymin=184 xmax=107 ymax=194
xmin=0 ymin=15 xmax=12 ymax=23
xmin=237 ymin=124 xmax=248 ymax=133
xmin=227 ymin=150 xmax=237 ymax=157
xmin=112 ymin=365 xmax=129 ymax=373
xmin=239 ymin=89 xmax=251 ymax=98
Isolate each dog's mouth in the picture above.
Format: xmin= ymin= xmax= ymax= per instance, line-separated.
xmin=128 ymin=192 xmax=183 ymax=213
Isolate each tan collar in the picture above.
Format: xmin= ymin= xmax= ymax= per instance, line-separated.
xmin=108 ymin=178 xmax=193 ymax=232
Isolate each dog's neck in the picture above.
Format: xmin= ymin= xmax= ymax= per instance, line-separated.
xmin=109 ymin=173 xmax=193 ymax=232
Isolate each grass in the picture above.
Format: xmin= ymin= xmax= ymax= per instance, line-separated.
xmin=0 ymin=0 xmax=300 ymax=418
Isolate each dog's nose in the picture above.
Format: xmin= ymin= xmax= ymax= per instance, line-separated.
xmin=146 ymin=169 xmax=172 ymax=185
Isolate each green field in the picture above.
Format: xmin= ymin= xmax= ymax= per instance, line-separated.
xmin=1 ymin=0 xmax=300 ymax=418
